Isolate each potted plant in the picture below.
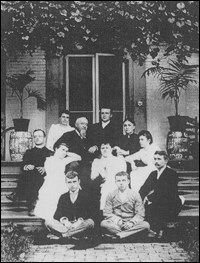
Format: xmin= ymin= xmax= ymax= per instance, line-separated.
xmin=6 ymin=69 xmax=46 ymax=131
xmin=142 ymin=59 xmax=198 ymax=130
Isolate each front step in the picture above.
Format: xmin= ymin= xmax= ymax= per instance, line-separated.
xmin=1 ymin=161 xmax=199 ymax=231
xmin=1 ymin=210 xmax=44 ymax=229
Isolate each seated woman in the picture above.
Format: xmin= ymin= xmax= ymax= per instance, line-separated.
xmin=46 ymin=109 xmax=74 ymax=151
xmin=34 ymin=142 xmax=81 ymax=221
xmin=114 ymin=117 xmax=140 ymax=157
xmin=125 ymin=130 xmax=160 ymax=192
xmin=91 ymin=141 xmax=127 ymax=212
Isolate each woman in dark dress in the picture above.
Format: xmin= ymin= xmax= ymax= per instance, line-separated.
xmin=114 ymin=117 xmax=140 ymax=157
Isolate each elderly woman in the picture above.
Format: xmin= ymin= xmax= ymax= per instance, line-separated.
xmin=46 ymin=109 xmax=74 ymax=151
xmin=114 ymin=117 xmax=140 ymax=157
xmin=125 ymin=130 xmax=160 ymax=192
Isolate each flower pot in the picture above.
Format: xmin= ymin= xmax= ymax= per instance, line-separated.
xmin=9 ymin=131 xmax=33 ymax=161
xmin=168 ymin=116 xmax=188 ymax=131
xmin=13 ymin=119 xmax=30 ymax=132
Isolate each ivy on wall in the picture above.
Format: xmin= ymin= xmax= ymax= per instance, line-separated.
xmin=1 ymin=1 xmax=199 ymax=64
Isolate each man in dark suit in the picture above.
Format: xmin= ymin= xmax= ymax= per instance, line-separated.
xmin=45 ymin=171 xmax=94 ymax=240
xmin=6 ymin=129 xmax=53 ymax=216
xmin=54 ymin=117 xmax=88 ymax=161
xmin=54 ymin=117 xmax=91 ymax=190
xmin=87 ymin=107 xmax=117 ymax=159
xmin=139 ymin=151 xmax=184 ymax=238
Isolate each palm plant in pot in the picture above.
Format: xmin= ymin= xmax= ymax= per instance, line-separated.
xmin=142 ymin=59 xmax=199 ymax=131
xmin=6 ymin=69 xmax=46 ymax=131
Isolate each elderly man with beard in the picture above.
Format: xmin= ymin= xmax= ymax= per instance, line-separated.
xmin=54 ymin=117 xmax=90 ymax=190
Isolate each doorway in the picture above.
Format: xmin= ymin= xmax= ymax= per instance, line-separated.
xmin=65 ymin=54 xmax=126 ymax=125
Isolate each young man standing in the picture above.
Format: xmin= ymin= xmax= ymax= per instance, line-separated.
xmin=87 ymin=107 xmax=117 ymax=158
xmin=101 ymin=171 xmax=149 ymax=239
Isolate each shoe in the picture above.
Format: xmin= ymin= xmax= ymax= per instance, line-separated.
xmin=104 ymin=233 xmax=119 ymax=240
xmin=46 ymin=233 xmax=60 ymax=240
xmin=28 ymin=208 xmax=35 ymax=216
xmin=179 ymin=195 xmax=185 ymax=206
xmin=157 ymin=230 xmax=164 ymax=239
xmin=147 ymin=230 xmax=158 ymax=238
xmin=6 ymin=192 xmax=18 ymax=202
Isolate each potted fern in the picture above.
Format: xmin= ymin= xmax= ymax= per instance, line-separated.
xmin=6 ymin=69 xmax=46 ymax=131
xmin=142 ymin=60 xmax=198 ymax=131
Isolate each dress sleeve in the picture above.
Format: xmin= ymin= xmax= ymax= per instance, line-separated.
xmin=91 ymin=159 xmax=100 ymax=180
xmin=125 ymin=150 xmax=141 ymax=163
xmin=46 ymin=124 xmax=56 ymax=151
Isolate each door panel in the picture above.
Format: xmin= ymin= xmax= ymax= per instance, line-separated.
xmin=98 ymin=55 xmax=124 ymax=127
xmin=66 ymin=54 xmax=125 ymax=127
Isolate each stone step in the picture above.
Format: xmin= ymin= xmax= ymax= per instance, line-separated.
xmin=177 ymin=171 xmax=199 ymax=177
xmin=1 ymin=161 xmax=199 ymax=231
xmin=1 ymin=162 xmax=22 ymax=174
xmin=1 ymin=210 xmax=44 ymax=229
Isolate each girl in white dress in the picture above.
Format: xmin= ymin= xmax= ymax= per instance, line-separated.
xmin=91 ymin=142 xmax=127 ymax=210
xmin=125 ymin=130 xmax=160 ymax=192
xmin=34 ymin=142 xmax=81 ymax=220
xmin=46 ymin=110 xmax=74 ymax=151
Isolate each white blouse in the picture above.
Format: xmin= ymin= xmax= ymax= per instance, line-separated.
xmin=46 ymin=124 xmax=74 ymax=151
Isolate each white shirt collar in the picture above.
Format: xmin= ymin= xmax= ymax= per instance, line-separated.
xmin=157 ymin=165 xmax=167 ymax=180
xmin=75 ymin=129 xmax=83 ymax=138
xmin=70 ymin=189 xmax=80 ymax=195
xmin=102 ymin=120 xmax=110 ymax=129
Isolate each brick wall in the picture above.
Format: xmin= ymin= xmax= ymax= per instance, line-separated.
xmin=5 ymin=49 xmax=46 ymax=160
xmin=145 ymin=52 xmax=199 ymax=150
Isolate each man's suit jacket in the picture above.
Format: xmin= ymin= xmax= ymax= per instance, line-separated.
xmin=23 ymin=146 xmax=53 ymax=167
xmin=87 ymin=121 xmax=117 ymax=149
xmin=139 ymin=166 xmax=182 ymax=214
xmin=54 ymin=190 xmax=93 ymax=222
xmin=54 ymin=130 xmax=88 ymax=160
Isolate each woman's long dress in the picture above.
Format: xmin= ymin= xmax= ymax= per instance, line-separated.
xmin=126 ymin=143 xmax=160 ymax=192
xmin=34 ymin=155 xmax=76 ymax=220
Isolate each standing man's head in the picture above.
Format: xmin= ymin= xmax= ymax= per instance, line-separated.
xmin=100 ymin=107 xmax=113 ymax=123
xmin=100 ymin=141 xmax=113 ymax=158
xmin=115 ymin=171 xmax=130 ymax=192
xmin=33 ymin=129 xmax=46 ymax=147
xmin=65 ymin=171 xmax=80 ymax=192
xmin=59 ymin=109 xmax=71 ymax=126
xmin=154 ymin=151 xmax=169 ymax=170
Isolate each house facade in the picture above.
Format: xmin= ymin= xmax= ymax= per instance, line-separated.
xmin=1 ymin=48 xmax=199 ymax=161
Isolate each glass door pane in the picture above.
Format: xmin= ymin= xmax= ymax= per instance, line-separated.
xmin=67 ymin=56 xmax=94 ymax=125
xmin=98 ymin=55 xmax=124 ymax=133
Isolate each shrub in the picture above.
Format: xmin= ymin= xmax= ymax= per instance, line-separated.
xmin=178 ymin=220 xmax=199 ymax=262
xmin=1 ymin=223 xmax=34 ymax=262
